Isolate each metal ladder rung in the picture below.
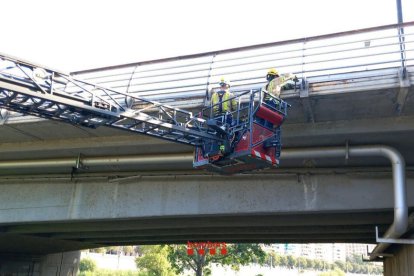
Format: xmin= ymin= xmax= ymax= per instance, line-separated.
xmin=0 ymin=54 xmax=225 ymax=146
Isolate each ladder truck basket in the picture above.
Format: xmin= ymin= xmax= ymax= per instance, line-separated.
xmin=193 ymin=89 xmax=289 ymax=174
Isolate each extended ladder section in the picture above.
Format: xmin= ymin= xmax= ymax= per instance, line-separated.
xmin=0 ymin=53 xmax=222 ymax=146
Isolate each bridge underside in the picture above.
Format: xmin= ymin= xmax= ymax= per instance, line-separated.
xmin=0 ymin=172 xmax=413 ymax=254
xmin=0 ymin=212 xmax=396 ymax=253
xmin=1 ymin=83 xmax=414 ymax=172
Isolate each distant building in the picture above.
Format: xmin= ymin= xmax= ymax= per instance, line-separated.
xmin=300 ymin=244 xmax=314 ymax=259
xmin=284 ymin=244 xmax=301 ymax=257
xmin=332 ymin=244 xmax=346 ymax=262
xmin=267 ymin=243 xmax=301 ymax=257
xmin=345 ymin=243 xmax=376 ymax=258
xmin=314 ymin=244 xmax=332 ymax=262
xmin=267 ymin=243 xmax=374 ymax=263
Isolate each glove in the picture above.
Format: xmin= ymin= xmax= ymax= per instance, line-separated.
xmin=281 ymin=83 xmax=294 ymax=90
xmin=293 ymin=75 xmax=299 ymax=82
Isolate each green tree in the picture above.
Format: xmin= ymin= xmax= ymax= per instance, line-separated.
xmin=279 ymin=255 xmax=288 ymax=267
xmin=373 ymin=265 xmax=383 ymax=275
xmin=345 ymin=262 xmax=353 ymax=273
xmin=135 ymin=245 xmax=143 ymax=255
xmin=353 ymin=263 xmax=362 ymax=273
xmin=79 ymin=257 xmax=97 ymax=273
xmin=321 ymin=260 xmax=330 ymax=271
xmin=286 ymin=255 xmax=297 ymax=269
xmin=334 ymin=260 xmax=345 ymax=271
xmin=297 ymin=257 xmax=308 ymax=270
xmin=346 ymin=253 xmax=363 ymax=265
xmin=307 ymin=259 xmax=316 ymax=270
xmin=90 ymin=247 xmax=106 ymax=254
xmin=264 ymin=253 xmax=271 ymax=267
xmin=167 ymin=243 xmax=266 ymax=276
xmin=313 ymin=259 xmax=323 ymax=270
xmin=123 ymin=246 xmax=135 ymax=256
xmin=135 ymin=245 xmax=176 ymax=276
xmin=107 ymin=246 xmax=120 ymax=254
xmin=361 ymin=265 xmax=368 ymax=274
xmin=265 ymin=252 xmax=281 ymax=268
xmin=272 ymin=253 xmax=282 ymax=267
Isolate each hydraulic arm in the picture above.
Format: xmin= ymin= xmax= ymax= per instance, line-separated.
xmin=0 ymin=53 xmax=222 ymax=146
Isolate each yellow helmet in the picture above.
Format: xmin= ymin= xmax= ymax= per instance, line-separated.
xmin=267 ymin=68 xmax=279 ymax=76
xmin=219 ymin=77 xmax=231 ymax=87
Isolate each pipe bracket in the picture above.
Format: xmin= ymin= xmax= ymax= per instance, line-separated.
xmin=375 ymin=226 xmax=414 ymax=245
xmin=75 ymin=153 xmax=85 ymax=169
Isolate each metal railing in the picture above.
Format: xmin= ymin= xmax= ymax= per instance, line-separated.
xmin=70 ymin=21 xmax=413 ymax=106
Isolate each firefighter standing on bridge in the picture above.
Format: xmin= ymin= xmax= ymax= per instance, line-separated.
xmin=211 ymin=77 xmax=237 ymax=125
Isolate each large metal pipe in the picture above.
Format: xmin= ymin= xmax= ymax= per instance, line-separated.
xmin=82 ymin=154 xmax=192 ymax=167
xmin=0 ymin=153 xmax=192 ymax=170
xmin=282 ymin=145 xmax=407 ymax=260
xmin=350 ymin=146 xmax=407 ymax=260
xmin=0 ymin=145 xmax=407 ymax=259
xmin=0 ymin=159 xmax=77 ymax=169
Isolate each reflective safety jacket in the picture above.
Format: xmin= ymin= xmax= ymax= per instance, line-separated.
xmin=264 ymin=77 xmax=284 ymax=101
xmin=211 ymin=89 xmax=237 ymax=116
xmin=264 ymin=73 xmax=294 ymax=101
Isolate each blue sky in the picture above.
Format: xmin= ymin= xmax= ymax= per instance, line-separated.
xmin=2 ymin=0 xmax=413 ymax=72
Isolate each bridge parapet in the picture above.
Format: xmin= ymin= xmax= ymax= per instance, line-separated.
xmin=1 ymin=22 xmax=413 ymax=123
xmin=69 ymin=22 xmax=413 ymax=106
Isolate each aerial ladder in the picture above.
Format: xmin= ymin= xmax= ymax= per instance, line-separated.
xmin=0 ymin=53 xmax=290 ymax=174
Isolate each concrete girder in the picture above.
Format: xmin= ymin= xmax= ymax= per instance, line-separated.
xmin=5 ymin=211 xmax=395 ymax=235
xmin=0 ymin=171 xmax=411 ymax=251
xmin=86 ymin=233 xmax=376 ymax=244
xmin=0 ymin=173 xmax=411 ymax=223
xmin=0 ymin=212 xmax=394 ymax=252
xmin=49 ymin=225 xmax=388 ymax=240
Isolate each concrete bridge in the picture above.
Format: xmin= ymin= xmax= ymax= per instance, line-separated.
xmin=0 ymin=22 xmax=414 ymax=275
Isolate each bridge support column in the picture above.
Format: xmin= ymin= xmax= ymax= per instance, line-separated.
xmin=383 ymin=245 xmax=414 ymax=276
xmin=0 ymin=251 xmax=80 ymax=275
xmin=39 ymin=251 xmax=80 ymax=276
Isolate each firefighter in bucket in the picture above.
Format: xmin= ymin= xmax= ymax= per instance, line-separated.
xmin=206 ymin=77 xmax=237 ymax=158
xmin=211 ymin=77 xmax=237 ymax=126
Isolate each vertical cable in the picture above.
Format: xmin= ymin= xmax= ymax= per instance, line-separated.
xmin=205 ymin=54 xmax=217 ymax=103
xmin=125 ymin=65 xmax=140 ymax=108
